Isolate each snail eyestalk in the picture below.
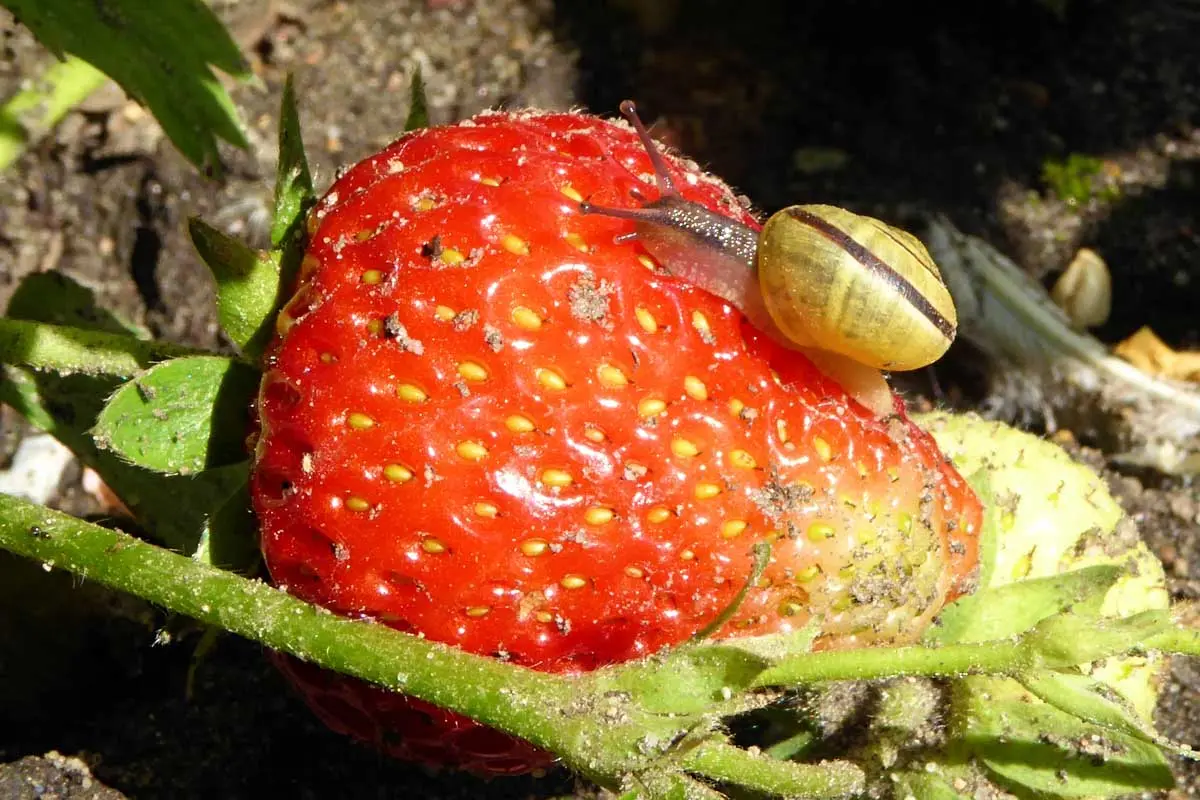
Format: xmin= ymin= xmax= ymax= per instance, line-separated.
xmin=582 ymin=101 xmax=903 ymax=418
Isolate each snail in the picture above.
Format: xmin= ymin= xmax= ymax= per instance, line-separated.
xmin=580 ymin=101 xmax=958 ymax=417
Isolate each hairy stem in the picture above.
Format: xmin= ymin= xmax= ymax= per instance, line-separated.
xmin=1147 ymin=626 xmax=1200 ymax=657
xmin=0 ymin=55 xmax=108 ymax=172
xmin=0 ymin=493 xmax=573 ymax=751
xmin=753 ymin=638 xmax=1033 ymax=686
xmin=679 ymin=739 xmax=865 ymax=798
xmin=0 ymin=318 xmax=208 ymax=377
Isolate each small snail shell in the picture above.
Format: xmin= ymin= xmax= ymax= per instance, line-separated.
xmin=757 ymin=205 xmax=958 ymax=371
xmin=1050 ymin=247 xmax=1111 ymax=330
xmin=580 ymin=101 xmax=959 ymax=414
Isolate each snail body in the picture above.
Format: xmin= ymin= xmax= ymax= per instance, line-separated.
xmin=582 ymin=102 xmax=958 ymax=415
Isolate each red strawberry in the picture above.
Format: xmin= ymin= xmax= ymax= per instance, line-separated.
xmin=250 ymin=108 xmax=982 ymax=775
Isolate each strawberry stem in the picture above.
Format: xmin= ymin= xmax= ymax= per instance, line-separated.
xmin=1146 ymin=625 xmax=1200 ymax=656
xmin=0 ymin=318 xmax=209 ymax=377
xmin=678 ymin=739 xmax=866 ymax=797
xmin=753 ymin=608 xmax=1178 ymax=686
xmin=0 ymin=491 xmax=862 ymax=796
xmin=3 ymin=492 xmax=1193 ymax=797
xmin=0 ymin=493 xmax=573 ymax=752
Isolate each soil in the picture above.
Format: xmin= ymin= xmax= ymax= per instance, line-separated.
xmin=1 ymin=0 xmax=1198 ymax=797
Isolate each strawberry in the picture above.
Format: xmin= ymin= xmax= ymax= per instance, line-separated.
xmin=250 ymin=108 xmax=982 ymax=775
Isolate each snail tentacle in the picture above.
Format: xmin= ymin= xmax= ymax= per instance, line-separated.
xmin=582 ymin=101 xmax=911 ymax=419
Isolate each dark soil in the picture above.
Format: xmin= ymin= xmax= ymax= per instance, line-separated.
xmin=1 ymin=0 xmax=1198 ymax=797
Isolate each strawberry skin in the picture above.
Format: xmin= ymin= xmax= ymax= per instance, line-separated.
xmin=251 ymin=109 xmax=981 ymax=774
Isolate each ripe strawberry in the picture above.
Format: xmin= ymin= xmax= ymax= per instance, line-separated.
xmin=250 ymin=108 xmax=982 ymax=774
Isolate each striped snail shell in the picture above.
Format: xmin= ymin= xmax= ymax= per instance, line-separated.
xmin=756 ymin=205 xmax=957 ymax=371
xmin=579 ymin=101 xmax=959 ymax=414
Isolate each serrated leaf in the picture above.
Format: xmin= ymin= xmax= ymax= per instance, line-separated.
xmin=924 ymin=565 xmax=1123 ymax=646
xmin=1 ymin=273 xmax=245 ymax=553
xmin=93 ymin=356 xmax=259 ymax=475
xmin=1019 ymin=671 xmax=1164 ymax=750
xmin=404 ymin=65 xmax=429 ymax=132
xmin=270 ymin=73 xmax=314 ymax=249
xmin=962 ymin=676 xmax=1173 ymax=798
xmin=1 ymin=0 xmax=250 ymax=171
xmin=190 ymin=217 xmax=280 ymax=359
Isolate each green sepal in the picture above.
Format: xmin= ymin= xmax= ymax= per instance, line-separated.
xmin=92 ymin=356 xmax=259 ymax=475
xmin=404 ymin=64 xmax=429 ymax=132
xmin=189 ymin=218 xmax=280 ymax=360
xmin=924 ymin=564 xmax=1123 ymax=646
xmin=960 ymin=676 xmax=1174 ymax=798
xmin=270 ymin=73 xmax=315 ymax=249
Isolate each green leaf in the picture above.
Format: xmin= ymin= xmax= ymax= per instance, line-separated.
xmin=7 ymin=270 xmax=146 ymax=337
xmin=92 ymin=356 xmax=259 ymax=475
xmin=1018 ymin=670 xmax=1164 ymax=750
xmin=924 ymin=565 xmax=1123 ymax=646
xmin=1 ymin=274 xmax=245 ymax=553
xmin=1027 ymin=609 xmax=1172 ymax=669
xmin=191 ymin=467 xmax=258 ymax=573
xmin=189 ymin=218 xmax=280 ymax=359
xmin=890 ymin=770 xmax=973 ymax=800
xmin=961 ymin=676 xmax=1174 ymax=798
xmin=270 ymin=73 xmax=314 ymax=249
xmin=0 ymin=54 xmax=108 ymax=171
xmin=1 ymin=0 xmax=250 ymax=171
xmin=404 ymin=65 xmax=429 ymax=132
xmin=699 ymin=622 xmax=818 ymax=664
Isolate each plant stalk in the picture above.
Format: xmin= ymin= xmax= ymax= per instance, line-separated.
xmin=0 ymin=493 xmax=573 ymax=751
xmin=753 ymin=638 xmax=1034 ymax=687
xmin=0 ymin=318 xmax=208 ymax=377
xmin=679 ymin=740 xmax=865 ymax=798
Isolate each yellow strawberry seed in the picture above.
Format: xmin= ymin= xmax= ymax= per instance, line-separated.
xmin=540 ymin=468 xmax=573 ymax=488
xmin=347 ymin=412 xmax=375 ymax=430
xmin=383 ymin=464 xmax=413 ymax=483
xmin=457 ymin=361 xmax=489 ymax=382
xmin=511 ymin=306 xmax=543 ymax=331
xmin=520 ymin=539 xmax=549 ymax=557
xmin=456 ymin=441 xmax=488 ymax=461
xmin=635 ymin=306 xmax=658 ymax=333
xmin=584 ymin=506 xmax=614 ymax=526
xmin=397 ymin=383 xmax=428 ymax=403
xmin=501 ymin=234 xmax=530 ymax=255
xmin=505 ymin=414 xmax=536 ymax=433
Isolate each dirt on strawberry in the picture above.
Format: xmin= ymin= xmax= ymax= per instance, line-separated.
xmin=1 ymin=0 xmax=1198 ymax=798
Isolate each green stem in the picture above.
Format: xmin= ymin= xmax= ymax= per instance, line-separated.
xmin=679 ymin=740 xmax=865 ymax=798
xmin=0 ymin=318 xmax=207 ymax=377
xmin=0 ymin=493 xmax=574 ymax=752
xmin=753 ymin=638 xmax=1033 ymax=687
xmin=0 ymin=55 xmax=108 ymax=172
xmin=1146 ymin=626 xmax=1200 ymax=657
